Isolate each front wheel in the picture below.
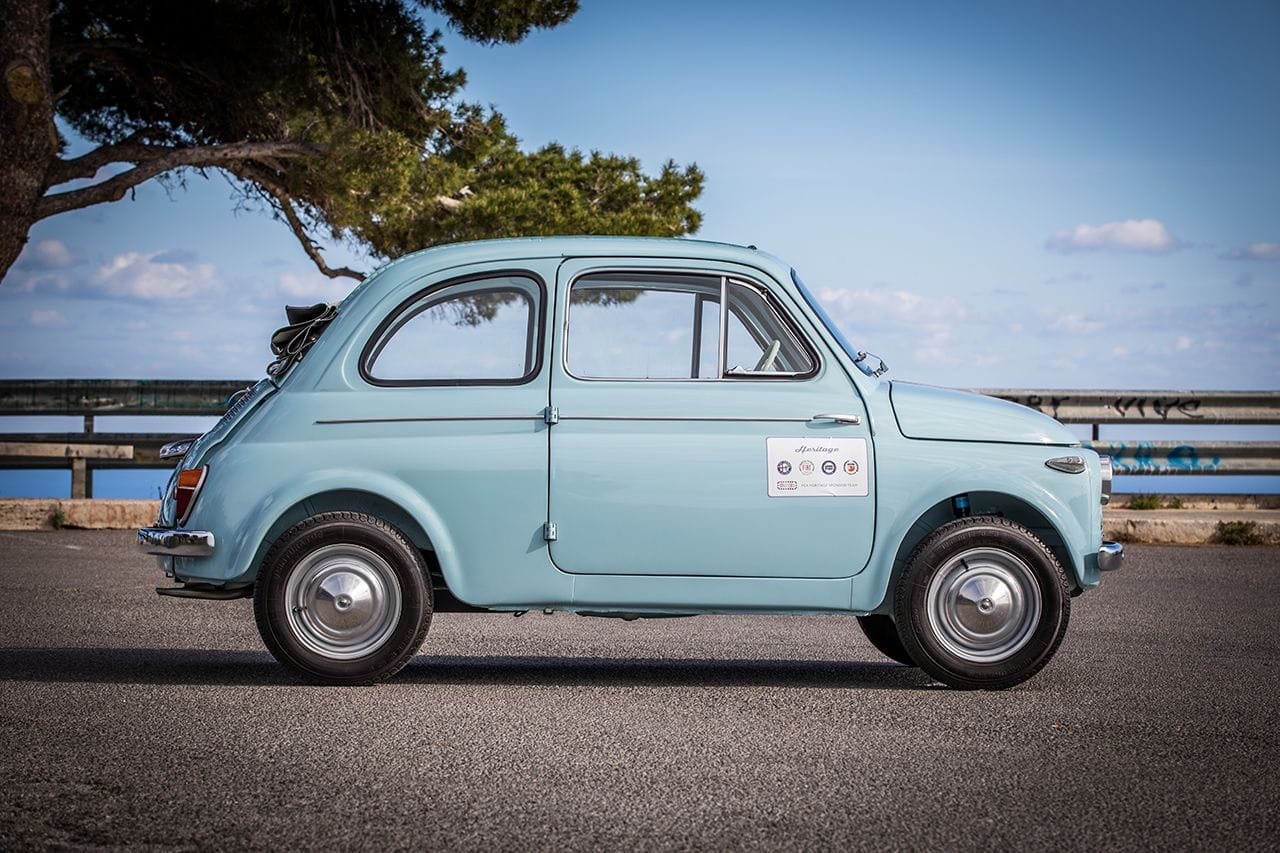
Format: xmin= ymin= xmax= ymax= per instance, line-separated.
xmin=894 ymin=516 xmax=1070 ymax=690
xmin=254 ymin=512 xmax=432 ymax=685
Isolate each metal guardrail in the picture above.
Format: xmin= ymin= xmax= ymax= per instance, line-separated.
xmin=0 ymin=379 xmax=247 ymax=416
xmin=1 ymin=381 xmax=1277 ymax=497
xmin=977 ymin=389 xmax=1279 ymax=426
xmin=977 ymin=389 xmax=1280 ymax=478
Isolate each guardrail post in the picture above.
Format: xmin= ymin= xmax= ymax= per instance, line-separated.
xmin=83 ymin=415 xmax=95 ymax=499
xmin=71 ymin=458 xmax=87 ymax=499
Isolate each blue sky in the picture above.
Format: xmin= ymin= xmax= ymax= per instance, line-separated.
xmin=1 ymin=0 xmax=1277 ymax=495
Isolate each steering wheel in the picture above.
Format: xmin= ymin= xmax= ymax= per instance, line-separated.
xmin=753 ymin=339 xmax=781 ymax=372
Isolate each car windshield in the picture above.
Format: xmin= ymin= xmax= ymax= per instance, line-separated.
xmin=790 ymin=269 xmax=880 ymax=375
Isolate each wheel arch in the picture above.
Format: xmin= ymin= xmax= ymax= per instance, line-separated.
xmin=871 ymin=489 xmax=1084 ymax=613
xmin=227 ymin=472 xmax=466 ymax=598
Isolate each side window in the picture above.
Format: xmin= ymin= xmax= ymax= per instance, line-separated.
xmin=724 ymin=281 xmax=816 ymax=375
xmin=566 ymin=272 xmax=816 ymax=380
xmin=364 ymin=274 xmax=541 ymax=384
xmin=566 ymin=273 xmax=722 ymax=379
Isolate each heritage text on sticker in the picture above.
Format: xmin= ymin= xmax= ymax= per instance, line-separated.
xmin=766 ymin=437 xmax=869 ymax=497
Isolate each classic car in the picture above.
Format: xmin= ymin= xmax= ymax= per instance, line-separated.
xmin=139 ymin=236 xmax=1122 ymax=689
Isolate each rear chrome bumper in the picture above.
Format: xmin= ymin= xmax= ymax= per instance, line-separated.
xmin=137 ymin=527 xmax=215 ymax=558
xmin=1098 ymin=541 xmax=1124 ymax=572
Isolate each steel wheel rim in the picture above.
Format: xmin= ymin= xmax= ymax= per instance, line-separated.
xmin=925 ymin=547 xmax=1042 ymax=663
xmin=284 ymin=544 xmax=402 ymax=660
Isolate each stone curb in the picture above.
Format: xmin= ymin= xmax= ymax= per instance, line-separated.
xmin=1103 ymin=509 xmax=1280 ymax=546
xmin=0 ymin=499 xmax=159 ymax=531
xmin=1 ymin=498 xmax=1278 ymax=546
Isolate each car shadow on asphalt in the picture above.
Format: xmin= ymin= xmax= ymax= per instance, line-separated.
xmin=0 ymin=646 xmax=937 ymax=690
xmin=402 ymin=655 xmax=936 ymax=689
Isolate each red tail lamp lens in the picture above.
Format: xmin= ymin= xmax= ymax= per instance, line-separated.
xmin=173 ymin=466 xmax=207 ymax=526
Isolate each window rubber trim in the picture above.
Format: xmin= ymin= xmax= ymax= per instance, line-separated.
xmin=359 ymin=269 xmax=548 ymax=388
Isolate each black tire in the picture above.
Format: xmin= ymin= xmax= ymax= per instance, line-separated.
xmin=893 ymin=515 xmax=1070 ymax=690
xmin=856 ymin=615 xmax=916 ymax=666
xmin=253 ymin=511 xmax=432 ymax=685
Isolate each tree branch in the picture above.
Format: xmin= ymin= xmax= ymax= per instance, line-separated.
xmin=272 ymin=192 xmax=365 ymax=281
xmin=229 ymin=161 xmax=365 ymax=281
xmin=39 ymin=139 xmax=326 ymax=197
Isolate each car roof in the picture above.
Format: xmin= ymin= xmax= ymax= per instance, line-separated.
xmin=371 ymin=236 xmax=790 ymax=281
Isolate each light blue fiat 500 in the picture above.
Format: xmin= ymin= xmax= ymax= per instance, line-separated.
xmin=139 ymin=237 xmax=1122 ymax=689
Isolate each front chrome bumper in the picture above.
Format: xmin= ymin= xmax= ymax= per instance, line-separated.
xmin=138 ymin=527 xmax=216 ymax=558
xmin=1098 ymin=541 xmax=1124 ymax=572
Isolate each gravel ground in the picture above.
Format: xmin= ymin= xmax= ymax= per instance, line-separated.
xmin=0 ymin=530 xmax=1277 ymax=851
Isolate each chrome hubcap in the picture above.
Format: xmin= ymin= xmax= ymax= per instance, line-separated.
xmin=284 ymin=544 xmax=402 ymax=660
xmin=926 ymin=547 xmax=1041 ymax=663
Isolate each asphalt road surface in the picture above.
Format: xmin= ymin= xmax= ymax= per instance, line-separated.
xmin=1 ymin=531 xmax=1277 ymax=851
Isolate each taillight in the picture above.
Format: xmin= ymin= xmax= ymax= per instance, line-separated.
xmin=173 ymin=466 xmax=208 ymax=526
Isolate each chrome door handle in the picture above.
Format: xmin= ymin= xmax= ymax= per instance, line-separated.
xmin=809 ymin=413 xmax=862 ymax=425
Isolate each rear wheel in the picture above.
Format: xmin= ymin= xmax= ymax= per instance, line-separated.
xmin=254 ymin=511 xmax=432 ymax=685
xmin=894 ymin=516 xmax=1070 ymax=690
xmin=856 ymin=615 xmax=915 ymax=666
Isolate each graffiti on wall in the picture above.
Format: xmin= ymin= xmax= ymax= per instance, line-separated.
xmin=1008 ymin=394 xmax=1207 ymax=421
xmin=1091 ymin=442 xmax=1222 ymax=474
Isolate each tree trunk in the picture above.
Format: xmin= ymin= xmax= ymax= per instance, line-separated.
xmin=0 ymin=0 xmax=55 ymax=281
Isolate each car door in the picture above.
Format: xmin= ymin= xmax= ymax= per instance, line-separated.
xmin=547 ymin=258 xmax=875 ymax=579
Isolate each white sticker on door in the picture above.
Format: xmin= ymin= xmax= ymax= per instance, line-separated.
xmin=767 ymin=437 xmax=869 ymax=497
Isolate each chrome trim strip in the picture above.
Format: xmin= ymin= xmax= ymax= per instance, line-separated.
xmin=1099 ymin=455 xmax=1114 ymax=505
xmin=138 ymin=527 xmax=216 ymax=558
xmin=559 ymin=415 xmax=814 ymax=423
xmin=1098 ymin=541 xmax=1124 ymax=572
xmin=717 ymin=274 xmax=728 ymax=377
xmin=316 ymin=416 xmax=544 ymax=425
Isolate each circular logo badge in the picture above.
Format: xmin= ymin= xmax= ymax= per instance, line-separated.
xmin=799 ymin=460 xmax=815 ymax=475
xmin=821 ymin=460 xmax=837 ymax=475
xmin=844 ymin=460 xmax=859 ymax=475
xmin=776 ymin=460 xmax=792 ymax=475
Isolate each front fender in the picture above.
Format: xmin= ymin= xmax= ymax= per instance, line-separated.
xmin=852 ymin=438 xmax=1100 ymax=612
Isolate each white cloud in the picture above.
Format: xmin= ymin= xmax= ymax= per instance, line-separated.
xmin=89 ymin=250 xmax=221 ymax=300
xmin=5 ymin=271 xmax=73 ymax=294
xmin=817 ymin=287 xmax=969 ymax=366
xmin=4 ymin=239 xmax=82 ymax=293
xmin=16 ymin=238 xmax=81 ymax=271
xmin=1046 ymin=219 xmax=1181 ymax=254
xmin=279 ymin=270 xmax=355 ymax=304
xmin=29 ymin=309 xmax=69 ymax=328
xmin=1049 ymin=313 xmax=1104 ymax=335
xmin=1221 ymin=242 xmax=1280 ymax=261
xmin=1176 ymin=336 xmax=1192 ymax=350
xmin=817 ymin=287 xmax=966 ymax=326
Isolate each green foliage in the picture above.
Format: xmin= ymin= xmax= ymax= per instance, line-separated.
xmin=1211 ymin=521 xmax=1263 ymax=546
xmin=49 ymin=504 xmax=65 ymax=529
xmin=1164 ymin=495 xmax=1184 ymax=510
xmin=44 ymin=0 xmax=702 ymax=276
xmin=421 ymin=0 xmax=580 ymax=44
xmin=1125 ymin=493 xmax=1163 ymax=510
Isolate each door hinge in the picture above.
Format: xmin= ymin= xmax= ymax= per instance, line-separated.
xmin=544 ymin=406 xmax=559 ymax=425
xmin=543 ymin=521 xmax=558 ymax=541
